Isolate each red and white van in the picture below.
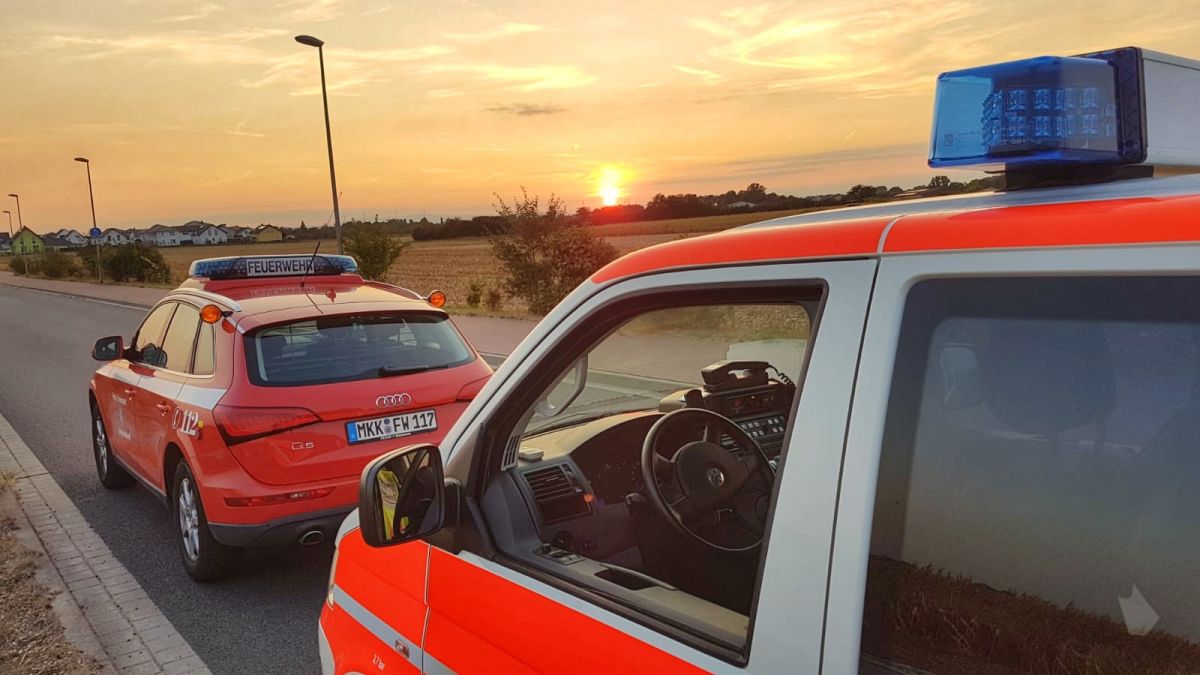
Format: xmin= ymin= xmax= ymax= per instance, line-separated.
xmin=321 ymin=47 xmax=1200 ymax=673
xmin=88 ymin=254 xmax=491 ymax=580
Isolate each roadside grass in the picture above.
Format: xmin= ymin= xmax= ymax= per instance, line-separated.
xmin=0 ymin=474 xmax=100 ymax=674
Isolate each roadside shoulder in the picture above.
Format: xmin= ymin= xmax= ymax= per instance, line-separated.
xmin=0 ymin=412 xmax=209 ymax=674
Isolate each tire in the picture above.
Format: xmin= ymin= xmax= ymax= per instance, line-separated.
xmin=172 ymin=461 xmax=241 ymax=581
xmin=91 ymin=403 xmax=134 ymax=489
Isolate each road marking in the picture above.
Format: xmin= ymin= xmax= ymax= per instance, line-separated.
xmin=0 ymin=411 xmax=210 ymax=674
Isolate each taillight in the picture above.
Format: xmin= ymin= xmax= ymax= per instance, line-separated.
xmin=214 ymin=405 xmax=319 ymax=445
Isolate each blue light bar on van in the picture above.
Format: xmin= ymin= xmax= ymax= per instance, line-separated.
xmin=189 ymin=254 xmax=359 ymax=280
xmin=929 ymin=53 xmax=1141 ymax=169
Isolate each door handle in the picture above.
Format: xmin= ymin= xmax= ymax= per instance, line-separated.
xmin=155 ymin=403 xmax=171 ymax=415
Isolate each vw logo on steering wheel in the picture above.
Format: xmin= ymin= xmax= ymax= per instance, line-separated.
xmin=375 ymin=393 xmax=413 ymax=409
xmin=705 ymin=466 xmax=726 ymax=488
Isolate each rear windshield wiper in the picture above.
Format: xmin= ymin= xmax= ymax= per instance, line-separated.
xmin=378 ymin=364 xmax=449 ymax=377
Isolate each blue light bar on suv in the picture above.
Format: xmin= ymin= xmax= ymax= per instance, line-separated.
xmin=929 ymin=54 xmax=1136 ymax=169
xmin=189 ymin=254 xmax=359 ymax=280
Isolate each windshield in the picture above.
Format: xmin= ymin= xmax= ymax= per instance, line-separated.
xmin=245 ymin=312 xmax=474 ymax=386
xmin=523 ymin=303 xmax=811 ymax=437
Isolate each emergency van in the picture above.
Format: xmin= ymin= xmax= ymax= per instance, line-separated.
xmin=88 ymin=254 xmax=491 ymax=580
xmin=321 ymin=47 xmax=1200 ymax=673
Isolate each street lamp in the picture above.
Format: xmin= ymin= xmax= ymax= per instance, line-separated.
xmin=75 ymin=157 xmax=102 ymax=282
xmin=2 ymin=210 xmax=11 ymax=238
xmin=7 ymin=194 xmax=22 ymax=229
xmin=295 ymin=34 xmax=343 ymax=254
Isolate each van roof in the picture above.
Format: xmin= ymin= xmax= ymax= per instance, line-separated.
xmin=593 ymin=174 xmax=1200 ymax=284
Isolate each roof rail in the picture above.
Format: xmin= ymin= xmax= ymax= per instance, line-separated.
xmin=172 ymin=288 xmax=244 ymax=313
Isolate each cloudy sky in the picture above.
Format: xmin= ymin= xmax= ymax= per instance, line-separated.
xmin=0 ymin=0 xmax=1196 ymax=232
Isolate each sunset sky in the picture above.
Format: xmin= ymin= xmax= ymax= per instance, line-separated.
xmin=1 ymin=0 xmax=1197 ymax=233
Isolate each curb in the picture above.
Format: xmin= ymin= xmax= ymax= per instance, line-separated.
xmin=0 ymin=412 xmax=209 ymax=674
xmin=0 ymin=281 xmax=154 ymax=311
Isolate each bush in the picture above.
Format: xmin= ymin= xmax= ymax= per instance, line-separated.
xmin=8 ymin=255 xmax=37 ymax=275
xmin=485 ymin=287 xmax=503 ymax=312
xmin=491 ymin=191 xmax=618 ymax=315
xmin=465 ymin=281 xmax=484 ymax=308
xmin=103 ymin=243 xmax=170 ymax=283
xmin=39 ymin=249 xmax=80 ymax=278
xmin=344 ymin=223 xmax=409 ymax=281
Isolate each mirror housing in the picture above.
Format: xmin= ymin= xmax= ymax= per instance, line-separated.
xmin=92 ymin=336 xmax=124 ymax=362
xmin=534 ymin=354 xmax=588 ymax=418
xmin=358 ymin=444 xmax=446 ymax=548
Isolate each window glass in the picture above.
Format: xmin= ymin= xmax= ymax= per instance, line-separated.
xmin=245 ymin=313 xmax=474 ymax=386
xmin=862 ymin=277 xmax=1200 ymax=674
xmin=506 ymin=300 xmax=814 ymax=647
xmin=133 ymin=303 xmax=176 ymax=367
xmin=193 ymin=324 xmax=215 ymax=376
xmin=161 ymin=304 xmax=200 ymax=372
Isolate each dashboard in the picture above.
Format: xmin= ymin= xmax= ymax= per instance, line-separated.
xmin=512 ymin=376 xmax=794 ymax=558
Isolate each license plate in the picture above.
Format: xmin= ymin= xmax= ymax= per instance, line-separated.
xmin=346 ymin=410 xmax=438 ymax=444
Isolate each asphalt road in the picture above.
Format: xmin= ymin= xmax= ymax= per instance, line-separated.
xmin=0 ymin=286 xmax=333 ymax=674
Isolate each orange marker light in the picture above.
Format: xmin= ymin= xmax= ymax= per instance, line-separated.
xmin=427 ymin=290 xmax=446 ymax=308
xmin=200 ymin=304 xmax=223 ymax=324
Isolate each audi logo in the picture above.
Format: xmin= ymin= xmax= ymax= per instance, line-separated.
xmin=375 ymin=393 xmax=413 ymax=409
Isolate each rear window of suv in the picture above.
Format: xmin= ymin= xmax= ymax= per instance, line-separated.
xmin=245 ymin=313 xmax=475 ymax=386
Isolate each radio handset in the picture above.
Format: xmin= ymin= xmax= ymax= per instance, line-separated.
xmin=700 ymin=361 xmax=771 ymax=392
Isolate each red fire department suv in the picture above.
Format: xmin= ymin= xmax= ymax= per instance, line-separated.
xmin=88 ymin=254 xmax=491 ymax=580
xmin=320 ymin=47 xmax=1200 ymax=674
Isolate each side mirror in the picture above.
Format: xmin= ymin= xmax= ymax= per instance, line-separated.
xmin=359 ymin=444 xmax=445 ymax=548
xmin=534 ymin=354 xmax=588 ymax=418
xmin=92 ymin=336 xmax=124 ymax=362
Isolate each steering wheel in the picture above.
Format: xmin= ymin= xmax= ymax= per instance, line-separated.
xmin=641 ymin=408 xmax=775 ymax=553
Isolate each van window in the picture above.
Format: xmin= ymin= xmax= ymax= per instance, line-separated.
xmin=245 ymin=313 xmax=474 ymax=386
xmin=862 ymin=277 xmax=1200 ymax=674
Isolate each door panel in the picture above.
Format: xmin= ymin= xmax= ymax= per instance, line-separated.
xmin=133 ymin=369 xmax=186 ymax=492
xmin=427 ymin=260 xmax=877 ymax=674
xmin=97 ymin=363 xmax=142 ymax=463
xmin=823 ymin=245 xmax=1200 ymax=674
xmin=425 ymin=549 xmax=709 ymax=674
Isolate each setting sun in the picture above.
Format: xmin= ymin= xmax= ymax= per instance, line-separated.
xmin=598 ymin=167 xmax=624 ymax=206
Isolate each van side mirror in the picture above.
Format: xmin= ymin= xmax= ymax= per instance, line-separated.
xmin=92 ymin=336 xmax=124 ymax=362
xmin=359 ymin=444 xmax=445 ymax=547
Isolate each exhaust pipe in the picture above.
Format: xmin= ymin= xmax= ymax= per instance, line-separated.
xmin=299 ymin=529 xmax=324 ymax=546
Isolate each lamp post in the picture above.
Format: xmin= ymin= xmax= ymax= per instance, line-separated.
xmin=7 ymin=194 xmax=22 ymax=229
xmin=2 ymin=210 xmax=11 ymax=238
xmin=75 ymin=157 xmax=102 ymax=282
xmin=295 ymin=34 xmax=343 ymax=254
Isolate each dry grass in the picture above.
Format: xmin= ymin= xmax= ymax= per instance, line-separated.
xmin=0 ymin=490 xmax=100 ymax=674
xmin=862 ymin=556 xmax=1200 ymax=675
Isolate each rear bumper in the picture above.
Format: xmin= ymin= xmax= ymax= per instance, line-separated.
xmin=210 ymin=506 xmax=353 ymax=547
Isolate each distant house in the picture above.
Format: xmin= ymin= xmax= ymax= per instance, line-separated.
xmin=178 ymin=221 xmax=228 ymax=246
xmin=11 ymin=227 xmax=44 ymax=255
xmin=100 ymin=228 xmax=130 ymax=246
xmin=42 ymin=235 xmax=76 ymax=250
xmin=145 ymin=224 xmax=183 ymax=247
xmin=0 ymin=233 xmax=10 ymax=253
xmin=724 ymin=201 xmax=755 ymax=210
xmin=253 ymin=224 xmax=283 ymax=243
xmin=54 ymin=228 xmax=89 ymax=247
xmin=220 ymin=225 xmax=254 ymax=242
